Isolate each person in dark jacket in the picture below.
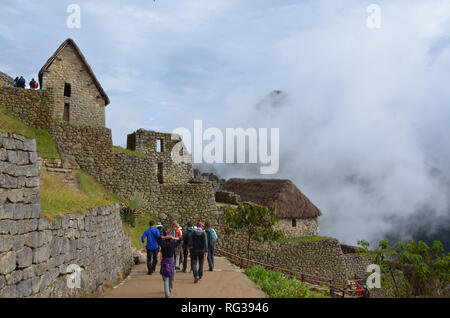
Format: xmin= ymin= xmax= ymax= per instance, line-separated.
xmin=181 ymin=221 xmax=194 ymax=272
xmin=18 ymin=76 xmax=25 ymax=88
xmin=187 ymin=221 xmax=208 ymax=283
xmin=29 ymin=78 xmax=37 ymax=90
xmin=141 ymin=221 xmax=161 ymax=275
xmin=156 ymin=222 xmax=167 ymax=236
xmin=159 ymin=235 xmax=180 ymax=298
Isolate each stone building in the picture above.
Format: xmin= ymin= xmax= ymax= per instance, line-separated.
xmin=219 ymin=179 xmax=322 ymax=238
xmin=38 ymin=39 xmax=110 ymax=127
xmin=126 ymin=129 xmax=193 ymax=185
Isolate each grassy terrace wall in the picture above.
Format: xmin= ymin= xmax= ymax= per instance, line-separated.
xmin=0 ymin=134 xmax=132 ymax=298
xmin=0 ymin=87 xmax=54 ymax=131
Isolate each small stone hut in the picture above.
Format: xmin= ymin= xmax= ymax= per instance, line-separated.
xmin=220 ymin=179 xmax=322 ymax=238
xmin=39 ymin=38 xmax=110 ymax=127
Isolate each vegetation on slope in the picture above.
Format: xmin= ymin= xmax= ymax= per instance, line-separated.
xmin=357 ymin=239 xmax=449 ymax=297
xmin=245 ymin=265 xmax=331 ymax=298
xmin=0 ymin=105 xmax=59 ymax=158
xmin=113 ymin=146 xmax=147 ymax=158
xmin=40 ymin=170 xmax=122 ymax=219
xmin=278 ymin=235 xmax=332 ymax=243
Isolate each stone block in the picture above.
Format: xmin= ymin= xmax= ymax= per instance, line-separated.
xmin=17 ymin=278 xmax=32 ymax=298
xmin=0 ymin=235 xmax=13 ymax=252
xmin=33 ymin=245 xmax=50 ymax=264
xmin=25 ymin=177 xmax=40 ymax=188
xmin=0 ymin=251 xmax=16 ymax=274
xmin=0 ymin=204 xmax=14 ymax=219
xmin=17 ymin=247 xmax=33 ymax=268
xmin=0 ymin=284 xmax=17 ymax=298
xmin=12 ymin=203 xmax=25 ymax=218
xmin=5 ymin=269 xmax=23 ymax=285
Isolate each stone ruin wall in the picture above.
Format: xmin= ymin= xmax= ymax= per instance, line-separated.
xmin=0 ymin=87 xmax=54 ymax=131
xmin=0 ymin=72 xmax=13 ymax=88
xmin=0 ymin=134 xmax=132 ymax=298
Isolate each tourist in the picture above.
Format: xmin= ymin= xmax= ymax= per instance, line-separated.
xmin=187 ymin=220 xmax=208 ymax=283
xmin=13 ymin=77 xmax=18 ymax=87
xmin=204 ymin=221 xmax=218 ymax=271
xmin=181 ymin=221 xmax=194 ymax=272
xmin=141 ymin=221 xmax=161 ymax=275
xmin=167 ymin=221 xmax=182 ymax=269
xmin=29 ymin=78 xmax=38 ymax=90
xmin=18 ymin=76 xmax=25 ymax=88
xmin=156 ymin=222 xmax=167 ymax=236
xmin=159 ymin=234 xmax=180 ymax=298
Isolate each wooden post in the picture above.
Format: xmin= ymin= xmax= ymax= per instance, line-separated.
xmin=301 ymin=274 xmax=305 ymax=282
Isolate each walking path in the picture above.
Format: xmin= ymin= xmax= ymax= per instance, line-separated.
xmin=102 ymin=256 xmax=267 ymax=298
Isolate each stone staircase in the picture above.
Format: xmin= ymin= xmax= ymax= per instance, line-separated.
xmin=41 ymin=157 xmax=80 ymax=188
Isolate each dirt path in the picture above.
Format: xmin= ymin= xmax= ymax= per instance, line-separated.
xmin=103 ymin=256 xmax=267 ymax=298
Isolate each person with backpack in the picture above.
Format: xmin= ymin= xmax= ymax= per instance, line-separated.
xmin=204 ymin=221 xmax=218 ymax=271
xmin=158 ymin=234 xmax=181 ymax=298
xmin=181 ymin=221 xmax=194 ymax=272
xmin=141 ymin=221 xmax=161 ymax=275
xmin=18 ymin=76 xmax=25 ymax=88
xmin=167 ymin=221 xmax=182 ymax=269
xmin=29 ymin=78 xmax=37 ymax=90
xmin=156 ymin=222 xmax=167 ymax=236
xmin=13 ymin=77 xmax=18 ymax=87
xmin=187 ymin=221 xmax=208 ymax=283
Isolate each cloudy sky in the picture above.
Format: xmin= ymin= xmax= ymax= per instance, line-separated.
xmin=1 ymin=0 xmax=449 ymax=246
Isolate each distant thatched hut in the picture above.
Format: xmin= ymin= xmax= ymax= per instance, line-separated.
xmin=219 ymin=178 xmax=322 ymax=238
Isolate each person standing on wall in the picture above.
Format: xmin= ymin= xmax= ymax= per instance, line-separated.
xmin=204 ymin=221 xmax=218 ymax=272
xmin=187 ymin=221 xmax=208 ymax=283
xmin=158 ymin=234 xmax=180 ymax=298
xmin=141 ymin=221 xmax=161 ymax=275
xmin=181 ymin=221 xmax=194 ymax=273
xmin=29 ymin=78 xmax=38 ymax=90
xmin=18 ymin=76 xmax=26 ymax=88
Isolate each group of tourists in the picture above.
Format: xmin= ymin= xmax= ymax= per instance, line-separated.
xmin=12 ymin=76 xmax=38 ymax=89
xmin=141 ymin=219 xmax=218 ymax=298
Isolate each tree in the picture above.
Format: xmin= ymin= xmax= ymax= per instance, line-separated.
xmin=222 ymin=203 xmax=283 ymax=266
xmin=358 ymin=239 xmax=450 ymax=297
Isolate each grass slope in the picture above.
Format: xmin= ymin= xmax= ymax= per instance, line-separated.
xmin=113 ymin=146 xmax=147 ymax=158
xmin=0 ymin=105 xmax=59 ymax=158
xmin=245 ymin=265 xmax=331 ymax=298
xmin=40 ymin=170 xmax=122 ymax=219
xmin=122 ymin=213 xmax=156 ymax=249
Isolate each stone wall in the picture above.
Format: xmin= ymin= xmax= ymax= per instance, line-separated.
xmin=0 ymin=134 xmax=132 ymax=298
xmin=216 ymin=227 xmax=348 ymax=287
xmin=274 ymin=218 xmax=319 ymax=239
xmin=110 ymin=153 xmax=155 ymax=198
xmin=51 ymin=121 xmax=114 ymax=187
xmin=149 ymin=182 xmax=220 ymax=228
xmin=40 ymin=42 xmax=106 ymax=127
xmin=0 ymin=72 xmax=12 ymax=87
xmin=215 ymin=190 xmax=240 ymax=205
xmin=343 ymin=254 xmax=372 ymax=281
xmin=0 ymin=87 xmax=54 ymax=131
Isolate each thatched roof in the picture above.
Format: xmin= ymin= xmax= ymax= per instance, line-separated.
xmin=38 ymin=38 xmax=110 ymax=106
xmin=220 ymin=179 xmax=322 ymax=219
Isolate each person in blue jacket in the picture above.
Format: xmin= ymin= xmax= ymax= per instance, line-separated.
xmin=141 ymin=221 xmax=161 ymax=275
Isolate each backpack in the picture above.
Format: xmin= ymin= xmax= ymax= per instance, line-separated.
xmin=207 ymin=228 xmax=218 ymax=244
xmin=34 ymin=81 xmax=38 ymax=89
xmin=13 ymin=81 xmax=17 ymax=87
xmin=192 ymin=229 xmax=206 ymax=251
